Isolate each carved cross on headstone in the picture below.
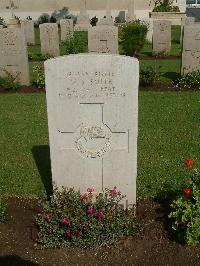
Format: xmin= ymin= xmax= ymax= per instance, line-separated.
xmin=6 ymin=0 xmax=19 ymax=19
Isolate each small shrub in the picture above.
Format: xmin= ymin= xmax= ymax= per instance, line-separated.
xmin=151 ymin=0 xmax=180 ymax=12
xmin=174 ymin=70 xmax=200 ymax=90
xmin=169 ymin=159 xmax=200 ymax=246
xmin=28 ymin=51 xmax=53 ymax=61
xmin=0 ymin=70 xmax=20 ymax=90
xmin=62 ymin=32 xmax=88 ymax=54
xmin=32 ymin=65 xmax=45 ymax=89
xmin=120 ymin=21 xmax=148 ymax=56
xmin=0 ymin=198 xmax=6 ymax=223
xmin=140 ymin=65 xmax=161 ymax=86
xmin=35 ymin=187 xmax=136 ymax=248
xmin=90 ymin=16 xmax=98 ymax=27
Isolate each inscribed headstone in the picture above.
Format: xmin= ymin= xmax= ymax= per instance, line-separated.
xmin=181 ymin=24 xmax=200 ymax=74
xmin=39 ymin=23 xmax=60 ymax=57
xmin=0 ymin=28 xmax=30 ymax=85
xmin=88 ymin=26 xmax=118 ymax=54
xmin=45 ymin=54 xmax=139 ymax=207
xmin=20 ymin=20 xmax=35 ymax=45
xmin=153 ymin=20 xmax=171 ymax=55
xmin=60 ymin=19 xmax=74 ymax=42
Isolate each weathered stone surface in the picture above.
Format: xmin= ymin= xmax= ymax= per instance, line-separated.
xmin=20 ymin=20 xmax=35 ymax=45
xmin=60 ymin=19 xmax=74 ymax=41
xmin=181 ymin=24 xmax=200 ymax=74
xmin=126 ymin=0 xmax=136 ymax=22
xmin=45 ymin=54 xmax=139 ymax=206
xmin=74 ymin=0 xmax=91 ymax=31
xmin=7 ymin=18 xmax=20 ymax=28
xmin=88 ymin=26 xmax=118 ymax=54
xmin=39 ymin=23 xmax=60 ymax=57
xmin=0 ymin=28 xmax=30 ymax=85
xmin=153 ymin=20 xmax=171 ymax=55
xmin=0 ymin=25 xmax=3 ymax=29
xmin=97 ymin=0 xmax=114 ymax=26
xmin=180 ymin=17 xmax=195 ymax=43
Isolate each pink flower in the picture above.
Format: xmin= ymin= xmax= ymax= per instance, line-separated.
xmin=77 ymin=231 xmax=82 ymax=237
xmin=81 ymin=193 xmax=88 ymax=200
xmin=65 ymin=229 xmax=72 ymax=237
xmin=87 ymin=188 xmax=94 ymax=193
xmin=86 ymin=207 xmax=95 ymax=215
xmin=95 ymin=211 xmax=104 ymax=218
xmin=43 ymin=212 xmax=52 ymax=222
xmin=109 ymin=186 xmax=117 ymax=197
xmin=60 ymin=217 xmax=69 ymax=225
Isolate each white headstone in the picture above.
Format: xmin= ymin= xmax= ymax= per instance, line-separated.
xmin=88 ymin=26 xmax=118 ymax=54
xmin=97 ymin=0 xmax=114 ymax=26
xmin=39 ymin=23 xmax=60 ymax=57
xmin=126 ymin=0 xmax=136 ymax=22
xmin=143 ymin=18 xmax=153 ymax=43
xmin=180 ymin=17 xmax=195 ymax=44
xmin=181 ymin=24 xmax=200 ymax=74
xmin=60 ymin=19 xmax=74 ymax=42
xmin=153 ymin=20 xmax=171 ymax=55
xmin=45 ymin=54 xmax=139 ymax=207
xmin=20 ymin=20 xmax=35 ymax=45
xmin=74 ymin=0 xmax=92 ymax=31
xmin=0 ymin=28 xmax=30 ymax=85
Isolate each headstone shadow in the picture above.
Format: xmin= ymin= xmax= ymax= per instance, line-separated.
xmin=32 ymin=145 xmax=53 ymax=199
xmin=0 ymin=255 xmax=38 ymax=266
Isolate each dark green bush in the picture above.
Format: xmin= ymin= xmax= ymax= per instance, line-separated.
xmin=62 ymin=32 xmax=88 ymax=54
xmin=140 ymin=65 xmax=161 ymax=86
xmin=35 ymin=187 xmax=136 ymax=248
xmin=0 ymin=70 xmax=20 ymax=90
xmin=120 ymin=21 xmax=148 ymax=56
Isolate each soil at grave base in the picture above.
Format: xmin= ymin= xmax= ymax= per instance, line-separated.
xmin=0 ymin=83 xmax=197 ymax=94
xmin=0 ymin=197 xmax=200 ymax=266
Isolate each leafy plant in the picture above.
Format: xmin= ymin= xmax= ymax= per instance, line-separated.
xmin=140 ymin=65 xmax=161 ymax=86
xmin=0 ymin=198 xmax=6 ymax=223
xmin=151 ymin=0 xmax=180 ymax=12
xmin=0 ymin=16 xmax=5 ymax=26
xmin=120 ymin=21 xmax=148 ymax=56
xmin=174 ymin=70 xmax=200 ymax=90
xmin=62 ymin=32 xmax=88 ymax=54
xmin=90 ymin=16 xmax=98 ymax=27
xmin=169 ymin=159 xmax=200 ymax=246
xmin=32 ymin=65 xmax=45 ymax=89
xmin=28 ymin=51 xmax=53 ymax=61
xmin=0 ymin=70 xmax=20 ymax=90
xmin=35 ymin=187 xmax=136 ymax=248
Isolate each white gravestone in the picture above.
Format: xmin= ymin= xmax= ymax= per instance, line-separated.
xmin=60 ymin=19 xmax=74 ymax=42
xmin=88 ymin=26 xmax=118 ymax=54
xmin=153 ymin=20 xmax=171 ymax=55
xmin=39 ymin=23 xmax=60 ymax=57
xmin=0 ymin=28 xmax=30 ymax=85
xmin=45 ymin=54 xmax=139 ymax=207
xmin=181 ymin=24 xmax=200 ymax=75
xmin=126 ymin=0 xmax=136 ymax=22
xmin=143 ymin=18 xmax=153 ymax=43
xmin=98 ymin=0 xmax=114 ymax=26
xmin=180 ymin=17 xmax=195 ymax=44
xmin=20 ymin=20 xmax=35 ymax=45
xmin=74 ymin=0 xmax=91 ymax=31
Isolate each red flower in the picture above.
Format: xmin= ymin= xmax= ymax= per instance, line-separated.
xmin=65 ymin=229 xmax=72 ymax=237
xmin=86 ymin=207 xmax=95 ymax=215
xmin=87 ymin=188 xmax=94 ymax=193
xmin=184 ymin=187 xmax=192 ymax=197
xmin=109 ymin=186 xmax=117 ymax=197
xmin=43 ymin=213 xmax=52 ymax=222
xmin=81 ymin=193 xmax=88 ymax=200
xmin=95 ymin=211 xmax=104 ymax=218
xmin=60 ymin=217 xmax=69 ymax=225
xmin=184 ymin=159 xmax=193 ymax=168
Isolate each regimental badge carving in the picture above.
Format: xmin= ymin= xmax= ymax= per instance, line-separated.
xmin=75 ymin=124 xmax=112 ymax=159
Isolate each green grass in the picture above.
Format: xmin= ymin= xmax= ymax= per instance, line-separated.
xmin=0 ymin=92 xmax=199 ymax=198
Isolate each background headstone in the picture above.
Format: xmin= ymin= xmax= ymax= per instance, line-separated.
xmin=0 ymin=28 xmax=30 ymax=85
xmin=180 ymin=17 xmax=195 ymax=44
xmin=45 ymin=54 xmax=139 ymax=207
xmin=60 ymin=19 xmax=74 ymax=42
xmin=126 ymin=0 xmax=136 ymax=22
xmin=88 ymin=26 xmax=118 ymax=54
xmin=20 ymin=20 xmax=35 ymax=45
xmin=181 ymin=24 xmax=200 ymax=74
xmin=153 ymin=20 xmax=171 ymax=55
xmin=74 ymin=0 xmax=91 ymax=31
xmin=39 ymin=23 xmax=60 ymax=57
xmin=143 ymin=18 xmax=153 ymax=43
xmin=97 ymin=0 xmax=114 ymax=26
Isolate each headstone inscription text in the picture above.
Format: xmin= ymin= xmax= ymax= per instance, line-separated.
xmin=45 ymin=54 xmax=139 ymax=206
xmin=153 ymin=20 xmax=171 ymax=55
